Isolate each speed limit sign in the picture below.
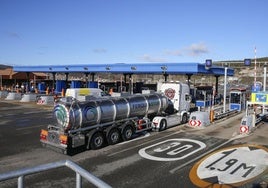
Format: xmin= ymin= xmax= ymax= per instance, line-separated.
xmin=139 ymin=139 xmax=206 ymax=162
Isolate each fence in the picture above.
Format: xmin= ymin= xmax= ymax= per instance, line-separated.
xmin=0 ymin=159 xmax=111 ymax=188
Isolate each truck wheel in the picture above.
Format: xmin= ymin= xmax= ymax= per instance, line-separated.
xmin=182 ymin=114 xmax=188 ymax=124
xmin=90 ymin=132 xmax=105 ymax=150
xmin=106 ymin=128 xmax=121 ymax=145
xmin=159 ymin=119 xmax=167 ymax=131
xmin=121 ymin=124 xmax=134 ymax=141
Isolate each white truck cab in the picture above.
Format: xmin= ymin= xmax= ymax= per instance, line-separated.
xmin=152 ymin=82 xmax=191 ymax=131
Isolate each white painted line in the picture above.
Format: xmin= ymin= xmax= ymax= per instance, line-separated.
xmin=118 ymin=132 xmax=151 ymax=145
xmin=0 ymin=113 xmax=16 ymax=117
xmin=23 ymin=111 xmax=47 ymax=114
xmin=16 ymin=124 xmax=45 ymax=130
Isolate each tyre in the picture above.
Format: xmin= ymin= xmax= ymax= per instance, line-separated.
xmin=121 ymin=124 xmax=134 ymax=141
xmin=182 ymin=114 xmax=188 ymax=124
xmin=159 ymin=119 xmax=167 ymax=131
xmin=106 ymin=128 xmax=121 ymax=145
xmin=90 ymin=132 xmax=105 ymax=150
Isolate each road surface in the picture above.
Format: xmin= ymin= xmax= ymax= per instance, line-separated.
xmin=0 ymin=99 xmax=267 ymax=187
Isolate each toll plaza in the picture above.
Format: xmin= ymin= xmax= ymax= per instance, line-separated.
xmin=2 ymin=62 xmax=267 ymax=188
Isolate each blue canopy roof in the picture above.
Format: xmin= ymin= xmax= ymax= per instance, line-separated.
xmin=13 ymin=62 xmax=234 ymax=76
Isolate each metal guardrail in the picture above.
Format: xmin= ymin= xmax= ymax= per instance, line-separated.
xmin=214 ymin=109 xmax=238 ymax=120
xmin=0 ymin=159 xmax=112 ymax=188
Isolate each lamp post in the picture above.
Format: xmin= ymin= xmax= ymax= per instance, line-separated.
xmin=263 ymin=63 xmax=267 ymax=114
xmin=263 ymin=63 xmax=267 ymax=92
xmin=223 ymin=64 xmax=228 ymax=113
xmin=161 ymin=66 xmax=168 ymax=82
xmin=0 ymin=74 xmax=2 ymax=90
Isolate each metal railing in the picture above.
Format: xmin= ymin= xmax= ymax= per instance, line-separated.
xmin=214 ymin=109 xmax=239 ymax=120
xmin=0 ymin=159 xmax=112 ymax=188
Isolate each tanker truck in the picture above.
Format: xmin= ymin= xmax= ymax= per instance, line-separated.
xmin=40 ymin=82 xmax=191 ymax=154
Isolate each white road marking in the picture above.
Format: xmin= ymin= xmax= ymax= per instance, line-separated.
xmin=197 ymin=146 xmax=268 ymax=184
xmin=169 ymin=138 xmax=234 ymax=174
xmin=108 ymin=130 xmax=184 ymax=157
xmin=139 ymin=138 xmax=206 ymax=161
xmin=16 ymin=124 xmax=46 ymax=130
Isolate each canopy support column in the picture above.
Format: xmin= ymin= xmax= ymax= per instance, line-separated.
xmin=85 ymin=73 xmax=89 ymax=88
xmin=163 ymin=73 xmax=169 ymax=82
xmin=186 ymin=74 xmax=193 ymax=86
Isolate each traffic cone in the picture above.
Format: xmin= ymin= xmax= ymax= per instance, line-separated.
xmin=61 ymin=88 xmax=65 ymax=97
xmin=210 ymin=108 xmax=214 ymax=123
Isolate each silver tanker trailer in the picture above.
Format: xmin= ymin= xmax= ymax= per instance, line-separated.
xmin=40 ymin=82 xmax=191 ymax=154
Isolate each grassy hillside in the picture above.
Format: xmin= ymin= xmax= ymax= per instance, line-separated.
xmin=214 ymin=57 xmax=268 ymax=67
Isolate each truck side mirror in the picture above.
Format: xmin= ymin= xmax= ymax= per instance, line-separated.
xmin=186 ymin=94 xmax=192 ymax=102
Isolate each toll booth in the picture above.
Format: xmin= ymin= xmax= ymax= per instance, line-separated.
xmin=55 ymin=80 xmax=66 ymax=94
xmin=229 ymin=88 xmax=247 ymax=111
xmin=71 ymin=80 xmax=82 ymax=88
xmin=38 ymin=82 xmax=46 ymax=93
xmin=240 ymin=95 xmax=267 ymax=134
xmin=195 ymin=86 xmax=213 ymax=107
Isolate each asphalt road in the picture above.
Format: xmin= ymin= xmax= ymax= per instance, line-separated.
xmin=0 ymin=99 xmax=267 ymax=188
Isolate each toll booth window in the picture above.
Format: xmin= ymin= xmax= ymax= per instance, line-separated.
xmin=191 ymin=116 xmax=196 ymax=120
xmin=241 ymin=120 xmax=247 ymax=125
xmin=230 ymin=93 xmax=240 ymax=103
xmin=196 ymin=87 xmax=213 ymax=100
xmin=196 ymin=90 xmax=204 ymax=100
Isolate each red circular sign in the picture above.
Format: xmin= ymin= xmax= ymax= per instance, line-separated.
xmin=165 ymin=88 xmax=175 ymax=99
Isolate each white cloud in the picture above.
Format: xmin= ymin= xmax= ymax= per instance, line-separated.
xmin=138 ymin=42 xmax=209 ymax=63
xmin=140 ymin=54 xmax=167 ymax=62
xmin=164 ymin=42 xmax=209 ymax=57
xmin=93 ymin=48 xmax=107 ymax=53
xmin=7 ymin=31 xmax=21 ymax=39
xmin=164 ymin=49 xmax=183 ymax=56
xmin=185 ymin=42 xmax=209 ymax=57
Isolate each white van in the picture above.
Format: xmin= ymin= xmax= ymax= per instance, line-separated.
xmin=65 ymin=88 xmax=105 ymax=100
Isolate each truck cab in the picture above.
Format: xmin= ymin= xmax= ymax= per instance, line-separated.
xmin=152 ymin=82 xmax=191 ymax=131
xmin=159 ymin=82 xmax=191 ymax=112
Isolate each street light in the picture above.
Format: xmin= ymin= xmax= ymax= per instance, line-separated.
xmin=223 ymin=63 xmax=228 ymax=113
xmin=161 ymin=66 xmax=168 ymax=82
xmin=263 ymin=63 xmax=267 ymax=92
xmin=263 ymin=63 xmax=267 ymax=114
xmin=0 ymin=74 xmax=2 ymax=90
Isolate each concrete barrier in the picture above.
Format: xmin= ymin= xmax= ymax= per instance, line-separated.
xmin=188 ymin=111 xmax=210 ymax=128
xmin=5 ymin=92 xmax=22 ymax=100
xmin=240 ymin=114 xmax=262 ymax=134
xmin=37 ymin=96 xmax=54 ymax=105
xmin=0 ymin=91 xmax=8 ymax=98
xmin=20 ymin=94 xmax=37 ymax=102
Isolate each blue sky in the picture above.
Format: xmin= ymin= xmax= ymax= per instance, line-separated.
xmin=0 ymin=0 xmax=267 ymax=66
